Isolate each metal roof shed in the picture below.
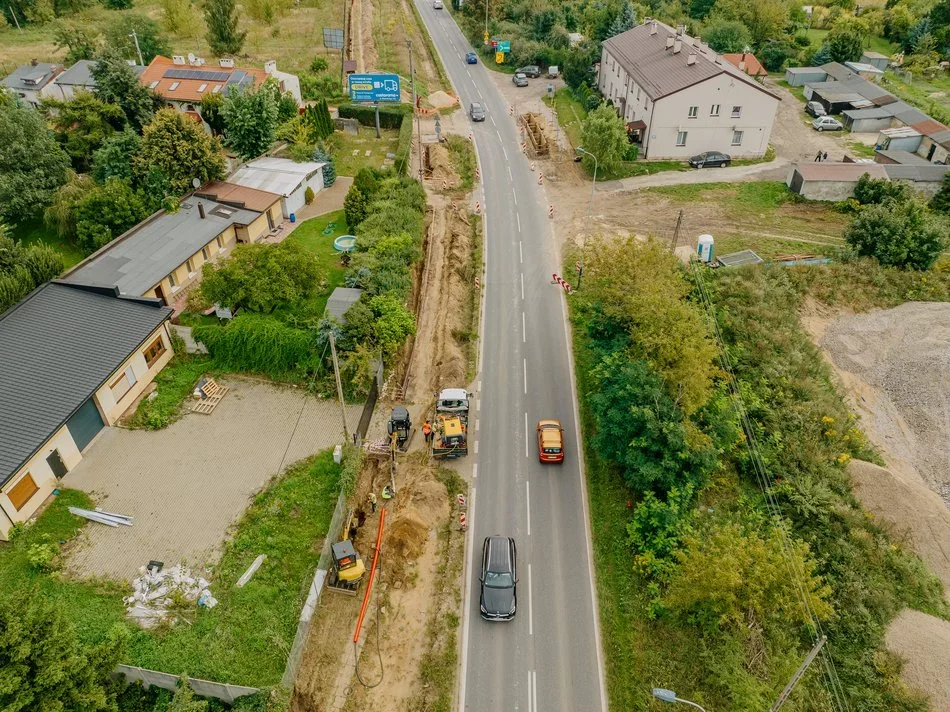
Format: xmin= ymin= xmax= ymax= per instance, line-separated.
xmin=325 ymin=287 xmax=363 ymax=323
xmin=784 ymin=67 xmax=827 ymax=86
xmin=229 ymin=157 xmax=328 ymax=219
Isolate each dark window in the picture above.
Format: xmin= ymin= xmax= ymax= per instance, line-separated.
xmin=144 ymin=337 xmax=167 ymax=369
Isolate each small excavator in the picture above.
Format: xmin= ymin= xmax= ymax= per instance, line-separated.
xmin=326 ymin=509 xmax=367 ymax=596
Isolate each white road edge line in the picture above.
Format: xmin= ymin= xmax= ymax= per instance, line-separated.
xmin=458 ymin=486 xmax=476 ymax=712
xmin=472 ymin=463 xmax=477 ymax=479
xmin=475 ymin=418 xmax=480 ymax=432
xmin=528 ymin=562 xmax=533 ymax=635
xmin=474 ymin=440 xmax=479 ymax=454
xmin=526 ymin=482 xmax=531 ymax=538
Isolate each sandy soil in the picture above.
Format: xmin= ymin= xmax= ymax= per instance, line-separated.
xmin=886 ymin=609 xmax=950 ymax=711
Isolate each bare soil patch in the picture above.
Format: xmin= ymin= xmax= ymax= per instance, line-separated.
xmin=426 ymin=144 xmax=461 ymax=188
xmin=886 ymin=609 xmax=950 ymax=711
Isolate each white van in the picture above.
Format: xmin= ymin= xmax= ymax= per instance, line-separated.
xmin=433 ymin=0 xmax=443 ymax=8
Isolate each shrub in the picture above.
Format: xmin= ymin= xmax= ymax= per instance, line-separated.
xmin=627 ymin=483 xmax=695 ymax=579
xmin=314 ymin=146 xmax=337 ymax=186
xmin=337 ymin=103 xmax=409 ymax=129
xmin=343 ymin=186 xmax=368 ymax=229
xmin=304 ymin=185 xmax=315 ymax=204
xmin=194 ymin=314 xmax=314 ymax=377
xmin=368 ymin=294 xmax=415 ymax=356
xmin=309 ymin=56 xmax=329 ymax=73
xmin=853 ymin=173 xmax=912 ymax=205
xmin=844 ymin=198 xmax=947 ymax=270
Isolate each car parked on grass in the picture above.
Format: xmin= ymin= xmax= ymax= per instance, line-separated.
xmin=813 ymin=116 xmax=844 ymax=132
xmin=465 ymin=51 xmax=478 ymax=64
xmin=516 ymin=65 xmax=541 ymax=78
xmin=805 ymin=101 xmax=827 ymax=118
xmin=512 ymin=73 xmax=529 ymax=87
xmin=537 ymin=419 xmax=564 ymax=463
xmin=480 ymin=535 xmax=517 ymax=621
xmin=688 ymin=151 xmax=731 ymax=168
xmin=470 ymin=102 xmax=486 ymax=121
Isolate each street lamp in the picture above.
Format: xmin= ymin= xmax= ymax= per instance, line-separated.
xmin=652 ymin=688 xmax=708 ymax=711
xmin=574 ymin=146 xmax=598 ymax=290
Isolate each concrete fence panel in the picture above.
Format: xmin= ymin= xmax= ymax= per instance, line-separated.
xmin=116 ymin=665 xmax=258 ymax=704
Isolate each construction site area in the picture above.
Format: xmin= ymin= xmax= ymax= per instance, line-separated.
xmin=290 ymin=116 xmax=480 ymax=712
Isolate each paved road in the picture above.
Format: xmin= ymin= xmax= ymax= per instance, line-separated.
xmin=411 ymin=4 xmax=608 ymax=711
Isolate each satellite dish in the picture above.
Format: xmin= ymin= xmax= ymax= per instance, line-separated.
xmin=192 ymin=177 xmax=201 ymax=189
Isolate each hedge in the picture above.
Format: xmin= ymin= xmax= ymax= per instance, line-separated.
xmin=337 ymin=103 xmax=410 ymax=130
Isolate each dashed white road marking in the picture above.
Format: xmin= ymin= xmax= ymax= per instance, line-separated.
xmin=522 ymin=311 xmax=526 ymax=341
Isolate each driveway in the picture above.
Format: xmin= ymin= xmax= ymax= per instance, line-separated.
xmin=64 ymin=377 xmax=362 ymax=581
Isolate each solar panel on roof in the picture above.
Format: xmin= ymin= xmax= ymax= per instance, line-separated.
xmin=164 ymin=68 xmax=230 ymax=82
xmin=226 ymin=69 xmax=248 ymax=85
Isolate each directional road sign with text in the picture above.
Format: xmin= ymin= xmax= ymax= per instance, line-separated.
xmin=348 ymin=73 xmax=401 ymax=102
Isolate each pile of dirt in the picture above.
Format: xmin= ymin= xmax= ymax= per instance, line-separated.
xmin=426 ymin=143 xmax=460 ymax=188
xmin=848 ymin=459 xmax=950 ymax=592
xmin=886 ymin=609 xmax=950 ymax=711
xmin=818 ymin=302 xmax=950 ymax=505
xmin=427 ymin=90 xmax=457 ymax=109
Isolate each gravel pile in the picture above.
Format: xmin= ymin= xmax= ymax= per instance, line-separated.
xmin=820 ymin=302 xmax=950 ymax=505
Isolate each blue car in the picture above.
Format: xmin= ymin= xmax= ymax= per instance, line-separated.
xmin=465 ymin=52 xmax=478 ymax=64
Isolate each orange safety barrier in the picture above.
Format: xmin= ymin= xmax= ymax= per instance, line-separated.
xmin=353 ymin=507 xmax=386 ymax=643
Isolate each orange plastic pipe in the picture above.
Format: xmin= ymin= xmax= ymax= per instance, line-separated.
xmin=353 ymin=506 xmax=386 ymax=643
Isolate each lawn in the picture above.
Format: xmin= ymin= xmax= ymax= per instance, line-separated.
xmin=882 ymin=70 xmax=950 ymax=124
xmin=0 ymin=451 xmax=342 ymax=687
xmin=286 ymin=209 xmax=350 ymax=316
xmin=544 ymin=88 xmax=587 ymax=150
xmin=11 ymin=219 xmax=86 ymax=269
xmin=803 ymin=28 xmax=896 ymax=57
xmin=332 ymin=127 xmax=402 ymax=177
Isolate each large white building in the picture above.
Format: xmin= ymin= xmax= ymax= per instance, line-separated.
xmin=598 ymin=21 xmax=780 ymax=159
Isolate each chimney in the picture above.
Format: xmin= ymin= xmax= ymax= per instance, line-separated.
xmin=687 ymin=53 xmax=697 ymax=65
xmin=673 ymin=38 xmax=682 ymax=54
xmin=198 ymin=202 xmax=206 ymax=219
xmin=666 ymin=36 xmax=675 ymax=49
xmin=264 ymin=60 xmax=277 ymax=75
xmin=31 ymin=58 xmax=38 ymax=66
xmin=738 ymin=60 xmax=746 ymax=72
xmin=650 ymin=21 xmax=658 ymax=35
xmin=677 ymin=24 xmax=685 ymax=36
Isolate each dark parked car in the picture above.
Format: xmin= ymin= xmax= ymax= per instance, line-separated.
xmin=688 ymin=151 xmax=731 ymax=168
xmin=512 ymin=73 xmax=529 ymax=87
xmin=480 ymin=535 xmax=517 ymax=621
xmin=465 ymin=51 xmax=478 ymax=64
xmin=516 ymin=65 xmax=541 ymax=78
xmin=805 ymin=101 xmax=827 ymax=118
xmin=470 ymin=102 xmax=486 ymax=121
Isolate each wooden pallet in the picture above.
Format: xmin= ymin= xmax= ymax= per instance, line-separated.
xmin=191 ymin=379 xmax=230 ymax=414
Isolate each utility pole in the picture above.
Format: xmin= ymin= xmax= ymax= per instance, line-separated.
xmin=340 ymin=0 xmax=347 ymax=88
xmin=328 ymin=331 xmax=350 ymax=441
xmin=129 ymin=31 xmax=145 ymax=67
xmin=407 ymin=39 xmax=423 ymax=181
xmin=8 ymin=6 xmax=22 ymax=31
xmin=770 ymin=636 xmax=827 ymax=712
xmin=670 ymin=209 xmax=683 ymax=253
xmin=485 ymin=0 xmax=489 ymax=44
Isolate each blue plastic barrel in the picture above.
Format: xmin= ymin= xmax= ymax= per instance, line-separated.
xmin=289 ymin=213 xmax=296 ymax=223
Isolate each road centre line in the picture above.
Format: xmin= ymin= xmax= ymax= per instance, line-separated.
xmin=513 ymin=192 xmax=518 ymax=207
xmin=528 ymin=671 xmax=533 ymax=712
xmin=519 ymin=241 xmax=523 ymax=263
xmin=475 ymin=418 xmax=480 ymax=432
xmin=517 ymin=214 xmax=521 ymax=232
xmin=523 ymin=358 xmax=527 ymax=394
xmin=522 ymin=312 xmax=526 ymax=342
xmin=521 ymin=273 xmax=525 ymax=300
xmin=526 ymin=481 xmax=531 ymax=537
xmin=528 ymin=562 xmax=533 ymax=635
xmin=532 ymin=670 xmax=538 ymax=712
xmin=474 ymin=440 xmax=479 ymax=454
xmin=496 ymin=129 xmax=502 ymax=141
xmin=472 ymin=463 xmax=477 ymax=479
xmin=503 ymin=147 xmax=509 ymax=161
xmin=508 ymin=166 xmax=513 ymax=181
xmin=525 ymin=411 xmax=529 ymax=458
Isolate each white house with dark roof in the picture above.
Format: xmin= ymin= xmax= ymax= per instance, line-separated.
xmin=1 ymin=61 xmax=63 ymax=108
xmin=0 ymin=282 xmax=173 ymax=539
xmin=598 ymin=20 xmax=779 ymax=159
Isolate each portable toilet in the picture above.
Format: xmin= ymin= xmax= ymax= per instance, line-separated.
xmin=697 ymin=234 xmax=714 ymax=263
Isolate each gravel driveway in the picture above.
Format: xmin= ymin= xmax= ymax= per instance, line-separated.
xmin=63 ymin=377 xmax=362 ymax=581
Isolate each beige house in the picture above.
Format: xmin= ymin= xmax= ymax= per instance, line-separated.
xmin=63 ymin=192 xmax=282 ymax=311
xmin=598 ymin=20 xmax=779 ymax=159
xmin=0 ymin=282 xmax=173 ymax=540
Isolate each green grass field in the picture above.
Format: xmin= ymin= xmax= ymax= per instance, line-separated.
xmin=12 ymin=219 xmax=86 ymax=269
xmin=286 ymin=208 xmax=349 ymax=316
xmin=332 ymin=127 xmax=402 ymax=177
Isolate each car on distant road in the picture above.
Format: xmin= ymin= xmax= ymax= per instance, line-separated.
xmin=433 ymin=0 xmax=443 ymax=8
xmin=537 ymin=419 xmax=565 ymax=463
xmin=470 ymin=102 xmax=486 ymax=121
xmin=516 ymin=65 xmax=541 ymax=78
xmin=512 ymin=73 xmax=529 ymax=87
xmin=805 ymin=101 xmax=827 ymax=118
xmin=813 ymin=116 xmax=844 ymax=132
xmin=465 ymin=51 xmax=478 ymax=64
xmin=480 ymin=536 xmax=517 ymax=621
xmin=688 ymin=151 xmax=731 ymax=168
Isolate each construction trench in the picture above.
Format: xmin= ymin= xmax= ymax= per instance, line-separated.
xmin=290 ymin=123 xmax=478 ymax=712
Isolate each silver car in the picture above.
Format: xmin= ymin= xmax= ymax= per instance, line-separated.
xmin=812 ymin=116 xmax=843 ymax=132
xmin=512 ymin=73 xmax=528 ymax=87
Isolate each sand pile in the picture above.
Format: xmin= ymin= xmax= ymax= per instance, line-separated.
xmin=886 ymin=609 xmax=950 ymax=710
xmin=427 ymin=144 xmax=460 ymax=188
xmin=848 ymin=460 xmax=950 ymax=592
xmin=387 ymin=512 xmax=429 ymax=560
xmin=427 ymin=90 xmax=457 ymax=109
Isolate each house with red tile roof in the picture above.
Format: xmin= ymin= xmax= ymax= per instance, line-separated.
xmin=721 ymin=52 xmax=768 ymax=80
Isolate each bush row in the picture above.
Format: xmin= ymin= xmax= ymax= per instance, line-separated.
xmin=337 ymin=103 xmax=410 ymax=130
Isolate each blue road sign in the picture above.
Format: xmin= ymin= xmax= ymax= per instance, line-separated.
xmin=497 ymin=40 xmax=510 ymax=52
xmin=348 ymin=73 xmax=401 ymax=102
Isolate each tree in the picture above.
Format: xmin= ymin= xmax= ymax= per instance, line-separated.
xmin=105 ymin=15 xmax=171 ymax=64
xmin=45 ymin=172 xmax=95 ymax=240
xmin=0 ymin=589 xmax=125 ymax=711
xmin=42 ymin=91 xmax=125 ymax=173
xmin=827 ymin=16 xmax=869 ymax=62
xmin=313 ymin=146 xmax=336 ymax=186
xmin=277 ymin=92 xmax=299 ymax=122
xmin=303 ymin=99 xmax=334 ymax=142
xmin=759 ymin=40 xmax=792 ymax=71
xmin=844 ymin=198 xmax=947 ymax=270
xmin=53 ymin=20 xmax=100 ymax=63
xmin=930 ymin=172 xmax=950 ymax=215
xmin=606 ymin=2 xmax=636 ymax=36
xmin=344 ymin=186 xmax=368 ymax=229
xmin=167 ymin=675 xmax=209 ymax=712
xmin=91 ymin=128 xmax=142 ymax=184
xmin=135 ymin=108 xmax=227 ymax=195
xmin=853 ymin=173 xmax=913 ymax=204
xmin=0 ymin=94 xmax=70 ymax=226
xmin=159 ymin=0 xmax=199 ymax=33
xmin=580 ymin=103 xmax=629 ymax=174
xmin=92 ymin=48 xmax=163 ymax=131
xmin=0 ymin=225 xmax=66 ymax=313
xmin=199 ymin=91 xmax=226 ymax=135
xmin=562 ymin=43 xmax=598 ymax=90
xmin=74 ymin=178 xmax=149 ymax=252
xmin=702 ymin=19 xmax=753 ymax=52
xmin=368 ymin=294 xmax=415 ymax=356
xmin=203 ymin=0 xmax=246 ymax=55
xmin=103 ymin=0 xmax=134 ymax=9
xmin=884 ymin=3 xmax=916 ymax=46
xmin=221 ymin=81 xmax=280 ymax=160
xmin=198 ymin=241 xmax=321 ymax=313
xmin=712 ymin=0 xmax=789 ymax=48
xmin=811 ymin=42 xmax=833 ymax=65
xmin=690 ymin=0 xmax=717 ymax=20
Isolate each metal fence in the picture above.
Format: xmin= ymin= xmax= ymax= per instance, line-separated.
xmin=281 ymin=490 xmax=349 ymax=688
xmin=356 ymin=361 xmax=384 ymax=439
xmin=116 ymin=665 xmax=258 ymax=704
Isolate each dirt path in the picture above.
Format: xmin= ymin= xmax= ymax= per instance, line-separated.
xmin=886 ymin=609 xmax=950 ymax=710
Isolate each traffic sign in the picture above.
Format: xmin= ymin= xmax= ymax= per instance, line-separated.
xmin=497 ymin=40 xmax=510 ymax=52
xmin=348 ymin=73 xmax=401 ymax=103
xmin=495 ymin=52 xmax=505 ymax=64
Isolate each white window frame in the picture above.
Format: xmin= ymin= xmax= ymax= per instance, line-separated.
xmin=676 ymin=131 xmax=688 ymax=146
xmin=169 ymin=81 xmax=180 ymax=91
xmin=732 ymin=130 xmax=744 ymax=146
xmin=710 ymin=104 xmax=720 ymax=116
xmin=688 ymin=106 xmax=698 ymax=118
xmin=731 ymin=105 xmax=742 ymax=118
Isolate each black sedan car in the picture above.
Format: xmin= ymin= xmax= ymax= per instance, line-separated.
xmin=480 ymin=535 xmax=517 ymax=621
xmin=688 ymin=151 xmax=731 ymax=168
xmin=470 ymin=102 xmax=486 ymax=121
xmin=516 ymin=65 xmax=541 ymax=78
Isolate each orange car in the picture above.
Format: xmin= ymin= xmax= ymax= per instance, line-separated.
xmin=536 ymin=420 xmax=564 ymax=463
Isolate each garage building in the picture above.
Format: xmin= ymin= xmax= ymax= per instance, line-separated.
xmin=0 ymin=282 xmax=173 ymax=540
xmin=229 ymin=157 xmax=327 ymax=220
